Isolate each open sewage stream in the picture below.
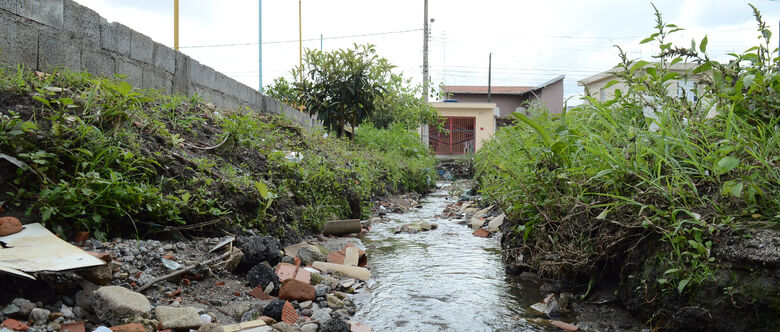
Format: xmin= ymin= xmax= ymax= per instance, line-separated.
xmin=353 ymin=182 xmax=551 ymax=331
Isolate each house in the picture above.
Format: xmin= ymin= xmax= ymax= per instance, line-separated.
xmin=426 ymin=102 xmax=496 ymax=155
xmin=442 ymin=75 xmax=565 ymax=120
xmin=578 ymin=62 xmax=704 ymax=102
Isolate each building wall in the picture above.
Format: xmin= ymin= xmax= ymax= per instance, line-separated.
xmin=537 ymin=79 xmax=564 ymax=114
xmin=450 ymin=93 xmax=523 ymax=118
xmin=430 ymin=102 xmax=496 ymax=152
xmin=0 ymin=0 xmax=318 ymax=129
xmin=581 ymin=69 xmax=705 ymax=102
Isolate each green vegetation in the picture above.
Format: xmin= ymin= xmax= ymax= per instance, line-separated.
xmin=265 ymin=44 xmax=440 ymax=137
xmin=475 ymin=4 xmax=779 ymax=298
xmin=0 ymin=66 xmax=436 ymax=240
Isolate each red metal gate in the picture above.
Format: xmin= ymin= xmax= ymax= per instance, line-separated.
xmin=429 ymin=117 xmax=476 ymax=154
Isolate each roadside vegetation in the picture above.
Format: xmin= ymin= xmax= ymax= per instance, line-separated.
xmin=0 ymin=63 xmax=436 ymax=241
xmin=475 ymin=5 xmax=779 ymax=329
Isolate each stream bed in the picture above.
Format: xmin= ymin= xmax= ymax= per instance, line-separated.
xmin=352 ymin=182 xmax=549 ymax=331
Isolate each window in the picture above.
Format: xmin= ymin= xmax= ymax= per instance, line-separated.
xmin=599 ymin=88 xmax=606 ymax=101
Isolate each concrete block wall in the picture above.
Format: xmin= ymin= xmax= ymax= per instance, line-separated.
xmin=0 ymin=0 xmax=318 ymax=129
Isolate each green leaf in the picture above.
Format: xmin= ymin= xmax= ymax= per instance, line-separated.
xmin=731 ymin=182 xmax=744 ymax=198
xmin=742 ymin=75 xmax=755 ymax=88
xmin=677 ymin=278 xmax=691 ymax=293
xmin=715 ymin=156 xmax=740 ymax=175
xmin=700 ymin=35 xmax=708 ymax=52
xmin=513 ymin=113 xmax=552 ymax=147
xmin=664 ymin=268 xmax=680 ymax=275
xmin=604 ymin=80 xmax=620 ymax=89
xmin=629 ymin=60 xmax=649 ymax=73
xmin=640 ymin=36 xmax=656 ymax=44
xmin=693 ymin=62 xmax=712 ymax=74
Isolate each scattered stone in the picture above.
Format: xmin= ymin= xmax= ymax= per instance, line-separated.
xmin=320 ymin=317 xmax=349 ymax=332
xmin=1 ymin=305 xmax=19 ymax=316
xmin=200 ymin=314 xmax=212 ymax=323
xmin=311 ymin=308 xmax=331 ymax=322
xmin=155 ymin=306 xmax=203 ymax=330
xmin=299 ymin=301 xmax=313 ymax=310
xmin=235 ymin=236 xmax=282 ymax=271
xmin=315 ymin=284 xmax=329 ymax=297
xmin=91 ymin=286 xmax=151 ymax=325
xmin=278 ymin=279 xmax=316 ymax=301
xmin=225 ymin=248 xmax=244 ymax=272
xmin=198 ymin=323 xmax=224 ymax=332
xmin=300 ymin=323 xmax=318 ymax=332
xmin=60 ymin=305 xmax=75 ymax=319
xmin=0 ymin=216 xmax=22 ymax=236
xmin=10 ymin=299 xmax=34 ymax=319
xmin=472 ymin=229 xmax=490 ymax=238
xmin=297 ymin=246 xmax=327 ymax=265
xmin=338 ymin=279 xmax=355 ymax=290
xmin=248 ymin=264 xmax=280 ymax=294
xmin=312 ymin=262 xmax=371 ymax=280
xmin=77 ymin=263 xmax=113 ymax=285
xmin=262 ymin=300 xmax=286 ymax=322
xmin=470 ymin=216 xmax=485 ymax=230
xmin=326 ymin=294 xmax=344 ymax=309
xmin=29 ymin=308 xmax=50 ymax=326
xmin=270 ymin=322 xmax=299 ymax=332
xmin=60 ymin=321 xmax=85 ymax=332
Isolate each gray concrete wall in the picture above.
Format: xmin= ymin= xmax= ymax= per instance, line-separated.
xmin=0 ymin=0 xmax=318 ymax=129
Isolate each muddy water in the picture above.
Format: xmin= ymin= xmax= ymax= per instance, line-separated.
xmin=353 ymin=182 xmax=546 ymax=331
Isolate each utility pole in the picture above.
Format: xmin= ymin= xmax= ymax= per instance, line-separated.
xmin=423 ymin=0 xmax=429 ymax=103
xmin=258 ymin=0 xmax=262 ymax=93
xmin=421 ymin=0 xmax=430 ymax=146
xmin=487 ymin=53 xmax=492 ymax=102
xmin=298 ymin=0 xmax=303 ymax=84
xmin=173 ymin=0 xmax=179 ymax=51
xmin=320 ymin=34 xmax=323 ymax=51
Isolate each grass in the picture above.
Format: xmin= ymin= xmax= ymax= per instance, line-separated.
xmin=0 ymin=66 xmax=437 ymax=241
xmin=474 ymin=4 xmax=779 ymax=298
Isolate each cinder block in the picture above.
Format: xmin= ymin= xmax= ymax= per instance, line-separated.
xmin=201 ymin=65 xmax=216 ymax=90
xmin=38 ymin=27 xmax=82 ymax=72
xmin=172 ymin=51 xmax=189 ymax=94
xmin=142 ymin=66 xmax=171 ymax=93
xmin=100 ymin=21 xmax=131 ymax=56
xmin=0 ymin=0 xmax=21 ymax=15
xmin=63 ymin=0 xmax=100 ymax=45
xmin=19 ymin=0 xmax=63 ymax=28
xmin=0 ymin=11 xmax=39 ymax=70
xmin=129 ymin=30 xmax=153 ymax=64
xmin=154 ymin=42 xmax=174 ymax=73
xmin=81 ymin=47 xmax=115 ymax=78
xmin=116 ymin=59 xmax=142 ymax=88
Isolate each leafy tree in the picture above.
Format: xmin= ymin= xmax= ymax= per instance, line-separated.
xmin=293 ymin=44 xmax=391 ymax=139
xmin=368 ymin=73 xmax=440 ymax=130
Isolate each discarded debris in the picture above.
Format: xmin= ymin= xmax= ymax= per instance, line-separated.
xmin=322 ymin=219 xmax=362 ymax=236
xmin=487 ymin=213 xmax=506 ymax=232
xmin=312 ymin=261 xmax=371 ymax=280
xmin=136 ymin=251 xmax=231 ymax=292
xmin=0 ymin=223 xmax=105 ymax=279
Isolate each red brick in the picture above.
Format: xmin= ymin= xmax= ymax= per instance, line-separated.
xmin=1 ymin=319 xmax=30 ymax=331
xmin=281 ymin=301 xmax=298 ymax=324
xmin=472 ymin=229 xmax=490 ymax=237
xmin=249 ymin=286 xmax=271 ymax=300
xmin=551 ymin=320 xmax=579 ymax=331
xmin=278 ymin=279 xmax=316 ymax=301
xmin=0 ymin=216 xmax=22 ymax=236
xmin=109 ymin=323 xmax=146 ymax=332
xmin=276 ymin=263 xmax=297 ymax=281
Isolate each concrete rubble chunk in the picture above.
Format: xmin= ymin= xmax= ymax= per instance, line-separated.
xmin=343 ymin=247 xmax=360 ymax=267
xmin=155 ymin=306 xmax=203 ymax=330
xmin=487 ymin=213 xmax=506 ymax=232
xmin=470 ymin=216 xmax=486 ymax=230
xmin=91 ymin=286 xmax=151 ymax=326
xmin=312 ymin=262 xmax=371 ymax=280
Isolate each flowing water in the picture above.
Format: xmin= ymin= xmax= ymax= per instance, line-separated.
xmin=352 ymin=182 xmax=548 ymax=331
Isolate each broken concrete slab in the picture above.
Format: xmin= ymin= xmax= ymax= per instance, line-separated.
xmin=312 ymin=261 xmax=371 ymax=280
xmin=470 ymin=217 xmax=486 ymax=230
xmin=487 ymin=213 xmax=506 ymax=232
xmin=91 ymin=286 xmax=151 ymax=326
xmin=221 ymin=319 xmax=267 ymax=332
xmin=155 ymin=306 xmax=202 ymax=330
xmin=343 ymin=247 xmax=360 ymax=267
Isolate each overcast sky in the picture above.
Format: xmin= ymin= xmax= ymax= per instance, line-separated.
xmin=74 ymin=0 xmax=780 ymax=104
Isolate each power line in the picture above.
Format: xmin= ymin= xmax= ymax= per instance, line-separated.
xmin=180 ymin=28 xmax=422 ymax=49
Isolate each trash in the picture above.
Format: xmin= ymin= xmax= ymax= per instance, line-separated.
xmin=221 ymin=318 xmax=267 ymax=332
xmin=530 ymin=294 xmax=561 ymax=317
xmin=284 ymin=151 xmax=303 ymax=163
xmin=209 ymin=236 xmax=236 ymax=253
xmin=275 ymin=263 xmax=311 ymax=284
xmin=321 ymin=219 xmax=361 ymax=236
xmin=0 ymin=223 xmax=106 ymax=279
xmin=312 ymin=261 xmax=371 ymax=280
xmin=161 ymin=258 xmax=182 ymax=270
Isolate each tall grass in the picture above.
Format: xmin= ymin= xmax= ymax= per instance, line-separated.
xmin=475 ymin=5 xmax=779 ymax=294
